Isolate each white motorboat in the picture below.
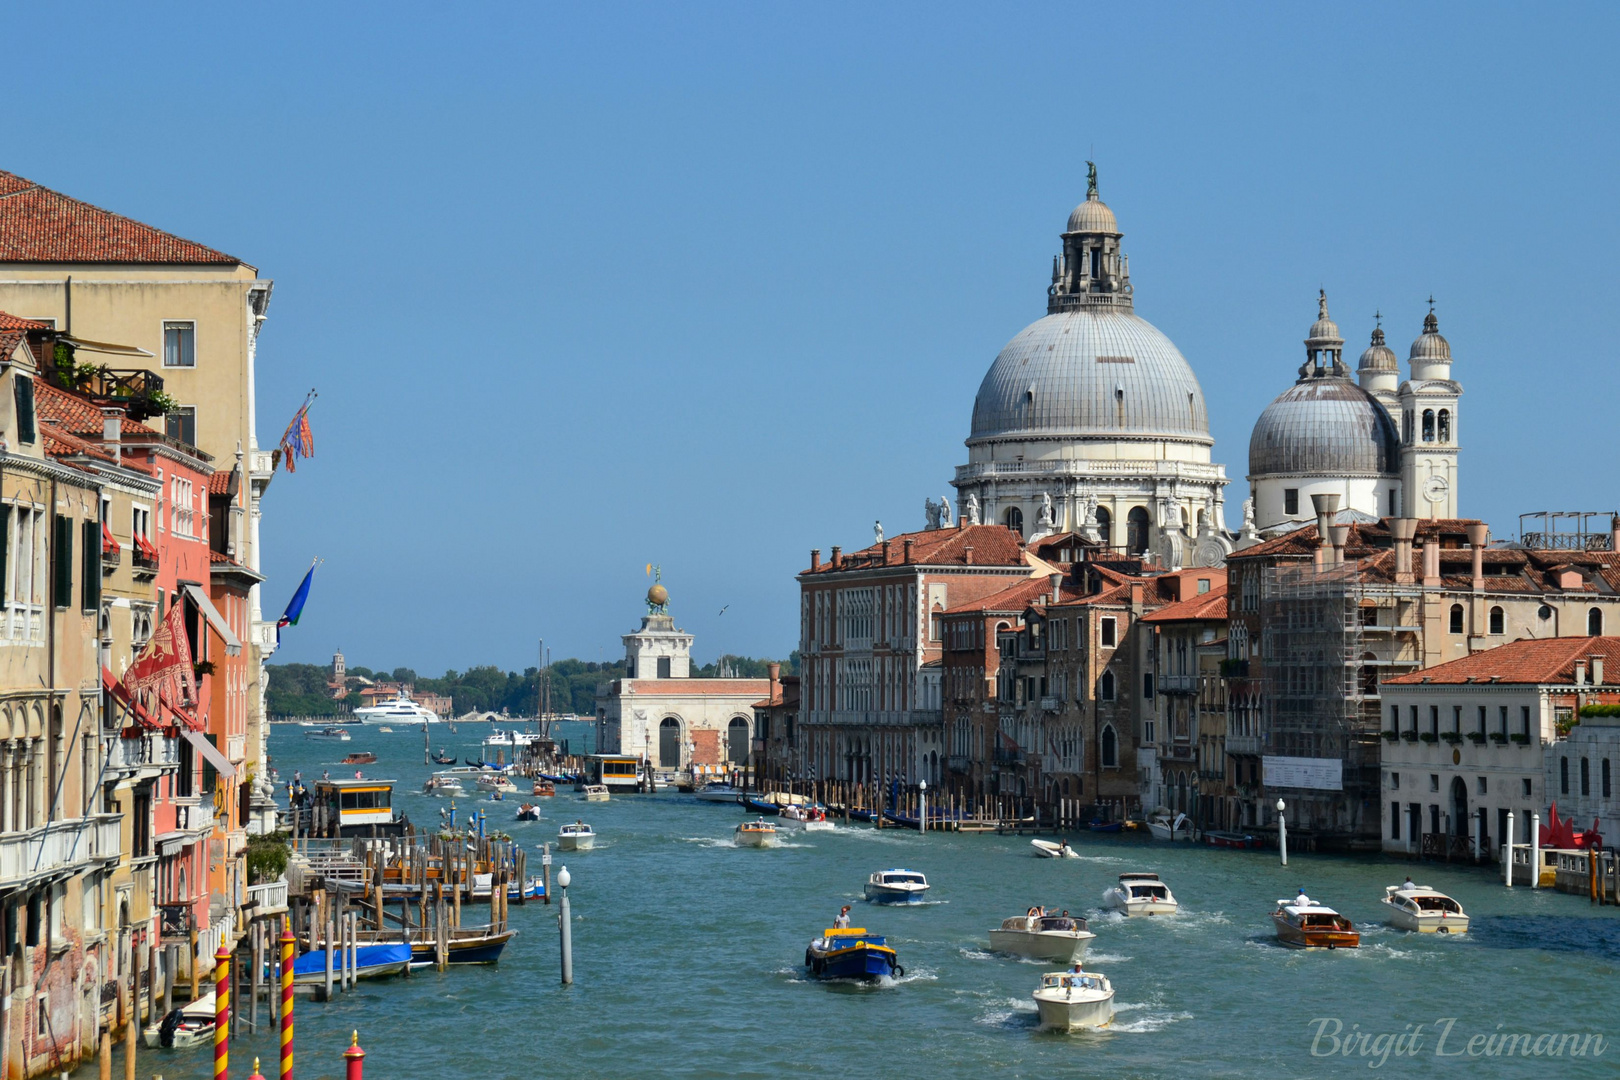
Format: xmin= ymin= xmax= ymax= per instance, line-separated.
xmin=475 ymin=773 xmax=518 ymax=795
xmin=580 ymin=784 xmax=610 ymax=802
xmin=989 ymin=913 xmax=1095 ymax=963
xmin=1033 ymin=969 xmax=1115 ymax=1031
xmin=863 ymin=869 xmax=930 ymax=903
xmin=558 ymin=821 xmax=595 ymax=851
xmin=778 ymin=804 xmax=833 ymax=831
xmin=1101 ymin=872 xmax=1179 ymax=916
xmin=1146 ymin=812 xmax=1192 ymax=841
xmin=353 ymin=692 xmax=441 ymax=725
xmin=693 ymin=783 xmax=743 ymax=804
xmin=303 ymin=726 xmax=351 ymax=742
xmin=1381 ymin=884 xmax=1469 ymax=934
xmin=1031 ymin=838 xmax=1080 ymax=858
xmin=734 ymin=819 xmax=779 ymax=848
xmin=422 ymin=774 xmax=465 ymax=797
xmin=143 ymin=992 xmax=217 ymax=1048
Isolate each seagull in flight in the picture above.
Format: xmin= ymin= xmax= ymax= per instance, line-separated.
xmin=718 ymin=605 xmax=730 ymax=616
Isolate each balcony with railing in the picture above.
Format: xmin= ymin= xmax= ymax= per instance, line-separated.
xmin=992 ymin=748 xmax=1025 ymax=765
xmin=246 ymin=878 xmax=289 ymax=917
xmin=0 ymin=814 xmax=123 ymax=887
xmin=1157 ymin=673 xmax=1199 ymax=694
xmin=1226 ymin=734 xmax=1263 ymax=756
xmin=106 ymin=732 xmax=180 ymax=774
xmin=947 ymin=755 xmax=972 ymax=774
xmin=1039 ymin=696 xmax=1063 ymax=713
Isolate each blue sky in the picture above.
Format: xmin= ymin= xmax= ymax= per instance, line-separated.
xmin=13 ymin=3 xmax=1617 ymax=673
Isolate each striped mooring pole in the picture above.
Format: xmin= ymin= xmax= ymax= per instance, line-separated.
xmin=344 ymin=1030 xmax=366 ymax=1080
xmin=214 ymin=945 xmax=231 ymax=1080
xmin=280 ymin=918 xmax=296 ymax=1080
xmin=248 ymin=1057 xmax=266 ymax=1080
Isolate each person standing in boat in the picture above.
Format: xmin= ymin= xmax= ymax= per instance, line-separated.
xmin=834 ymin=905 xmax=852 ymax=929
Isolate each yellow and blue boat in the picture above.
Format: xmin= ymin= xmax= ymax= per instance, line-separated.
xmin=804 ymin=928 xmax=901 ymax=982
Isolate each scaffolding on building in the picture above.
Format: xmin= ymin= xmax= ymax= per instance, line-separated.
xmin=1260 ymin=561 xmax=1371 ymax=767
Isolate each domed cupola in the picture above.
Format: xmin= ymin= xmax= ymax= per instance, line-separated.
xmin=1356 ymin=313 xmax=1400 ymax=407
xmin=1297 ymin=290 xmax=1347 ymax=379
xmin=1408 ymin=299 xmax=1453 ymax=380
xmin=1047 ymin=161 xmax=1132 ymax=315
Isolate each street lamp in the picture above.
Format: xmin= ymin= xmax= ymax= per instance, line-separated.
xmin=1276 ymin=798 xmax=1288 ymax=867
xmin=557 ymin=866 xmax=573 ymax=984
xmin=918 ymin=779 xmax=927 ymax=835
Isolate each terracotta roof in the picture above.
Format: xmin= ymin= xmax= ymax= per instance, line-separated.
xmin=32 ymin=377 xmax=164 ymax=440
xmin=208 ymin=470 xmax=235 ymax=496
xmin=0 ymin=171 xmax=239 ymax=264
xmin=1141 ymin=583 xmax=1229 ymax=623
xmin=1385 ymin=636 xmax=1620 ymax=686
xmin=945 ymin=575 xmax=1077 ymax=615
xmin=805 ymin=524 xmax=1028 ymax=574
xmin=0 ymin=313 xmax=51 ymax=331
xmin=40 ymin=421 xmax=114 ymax=464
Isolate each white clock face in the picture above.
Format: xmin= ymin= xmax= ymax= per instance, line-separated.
xmin=1422 ymin=475 xmax=1449 ymax=504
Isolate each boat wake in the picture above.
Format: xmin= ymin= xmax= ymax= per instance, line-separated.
xmin=957 ymin=947 xmax=996 ymax=961
xmin=1110 ymin=1000 xmax=1193 ymax=1033
xmin=677 ymin=836 xmax=735 ymax=848
xmin=970 ymin=995 xmax=1039 ymax=1029
xmin=1082 ymin=951 xmax=1132 ymax=965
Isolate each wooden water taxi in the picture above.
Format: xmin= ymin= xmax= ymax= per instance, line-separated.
xmin=1271 ymin=897 xmax=1359 ymax=949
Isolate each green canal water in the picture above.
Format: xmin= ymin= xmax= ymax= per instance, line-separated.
xmin=91 ymin=725 xmax=1619 ymax=1079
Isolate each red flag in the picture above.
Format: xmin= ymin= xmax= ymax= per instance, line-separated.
xmin=121 ymin=601 xmax=199 ymax=728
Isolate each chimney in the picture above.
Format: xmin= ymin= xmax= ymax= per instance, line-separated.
xmin=1611 ymin=515 xmax=1620 ymax=554
xmin=1049 ymin=572 xmax=1062 ymax=606
xmin=1311 ymin=492 xmax=1341 ymax=568
xmin=881 ymin=539 xmax=892 ymax=564
xmin=830 ymin=546 xmax=841 ymax=569
xmin=963 ymin=545 xmax=974 ymax=566
xmin=1591 ymin=656 xmax=1605 ymax=686
xmin=768 ymin=662 xmax=781 ymax=697
xmin=1327 ymin=524 xmax=1350 ymax=568
xmin=1574 ymin=660 xmax=1587 ymax=687
xmin=1465 ymin=522 xmax=1488 ymax=591
xmin=1421 ymin=537 xmax=1441 ymax=587
xmin=1391 ymin=518 xmax=1417 ymax=583
xmin=810 ymin=549 xmax=821 ymax=572
xmin=902 ymin=538 xmax=914 ymax=564
xmin=1129 ymin=580 xmax=1144 ymax=611
xmin=101 ymin=406 xmax=124 ymax=448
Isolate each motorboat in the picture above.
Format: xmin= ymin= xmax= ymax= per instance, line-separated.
xmin=377 ymin=726 xmax=393 ymax=733
xmin=580 ymin=784 xmax=610 ymax=802
xmin=558 ymin=821 xmax=595 ymax=851
xmin=143 ymin=993 xmax=216 ymax=1048
xmin=470 ymin=874 xmax=546 ymax=902
xmin=1033 ymin=969 xmax=1115 ymax=1031
xmin=531 ymin=780 xmax=556 ymax=797
xmin=1271 ymin=897 xmax=1359 ymax=949
xmin=1146 ymin=812 xmax=1192 ymax=841
xmin=515 ymin=803 xmax=541 ymax=822
xmin=340 ymin=751 xmax=376 ymax=766
xmin=989 ymin=913 xmax=1094 ymax=963
xmin=863 ymin=869 xmax=930 ymax=904
xmin=1102 ymin=873 xmax=1179 ymax=916
xmin=734 ymin=819 xmax=779 ymax=848
xmin=1381 ymin=884 xmax=1469 ymax=934
xmin=778 ymin=804 xmax=833 ymax=831
xmin=353 ymin=692 xmax=440 ymax=725
xmin=1031 ymin=838 xmax=1080 ymax=859
xmin=475 ymin=773 xmax=518 ymax=796
xmin=804 ymin=927 xmax=901 ymax=982
xmin=304 ymin=726 xmax=351 ymax=742
xmin=291 ymin=942 xmax=412 ymax=985
xmin=422 ymin=775 xmax=465 ymax=797
xmin=693 ymin=783 xmax=743 ymax=804
xmin=1205 ymin=830 xmax=1259 ymax=849
xmin=744 ymin=795 xmax=780 ymax=815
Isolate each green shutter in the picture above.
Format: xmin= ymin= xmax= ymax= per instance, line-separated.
xmin=52 ymin=515 xmax=72 ymax=610
xmin=13 ymin=377 xmax=34 ymax=445
xmin=202 ymin=732 xmax=219 ymax=793
xmin=81 ymin=519 xmax=100 ymax=612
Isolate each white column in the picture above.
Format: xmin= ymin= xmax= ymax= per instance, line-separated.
xmin=1504 ymin=811 xmax=1514 ymax=887
xmin=0 ymin=741 xmax=12 ymax=832
xmin=1530 ymin=813 xmax=1540 ymax=889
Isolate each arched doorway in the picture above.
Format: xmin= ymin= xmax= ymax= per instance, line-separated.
xmin=1004 ymin=506 xmax=1024 ymax=534
xmin=728 ymin=718 xmax=750 ymax=765
xmin=1101 ymin=725 xmax=1118 ymax=767
xmin=1450 ymin=776 xmax=1468 ymax=836
xmin=1095 ymin=506 xmax=1112 ymax=549
xmin=659 ymin=718 xmax=681 ymax=768
xmin=1127 ymin=507 xmax=1150 ymax=555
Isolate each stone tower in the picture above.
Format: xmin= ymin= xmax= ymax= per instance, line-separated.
xmin=1397 ymin=302 xmax=1462 ymax=519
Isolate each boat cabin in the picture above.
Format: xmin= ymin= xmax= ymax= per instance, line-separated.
xmin=1039 ymin=972 xmax=1107 ymax=992
xmin=586 ymin=754 xmax=642 ymax=791
xmin=872 ymin=870 xmax=926 ymax=887
xmin=1277 ymin=904 xmax=1352 ymax=931
xmin=1388 ymin=889 xmax=1462 ymax=915
xmin=1118 ymin=874 xmax=1171 ymax=900
xmin=312 ymin=778 xmax=404 ymax=837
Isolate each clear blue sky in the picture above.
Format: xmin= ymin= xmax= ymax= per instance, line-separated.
xmin=13 ymin=3 xmax=1617 ymax=674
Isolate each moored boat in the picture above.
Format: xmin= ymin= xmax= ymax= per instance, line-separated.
xmin=1033 ymin=969 xmax=1115 ymax=1031
xmin=1146 ymin=812 xmax=1191 ymax=841
xmin=1031 ymin=838 xmax=1080 ymax=858
xmin=804 ymin=927 xmax=901 ymax=982
xmin=734 ymin=818 xmax=778 ymax=848
xmin=1102 ymin=872 xmax=1179 ymax=916
xmin=989 ymin=912 xmax=1094 ymax=963
xmin=693 ymin=782 xmax=743 ymax=804
xmin=291 ymin=941 xmax=412 ymax=985
xmin=1205 ymin=830 xmax=1259 ymax=849
xmin=1087 ymin=819 xmax=1121 ymax=833
xmin=142 ymin=993 xmax=217 ymax=1048
xmin=558 ymin=821 xmax=595 ymax=851
xmin=863 ymin=869 xmax=929 ymax=903
xmin=744 ymin=796 xmax=780 ymax=815
xmin=1381 ymin=884 xmax=1469 ymax=933
xmin=1271 ymin=897 xmax=1359 ymax=949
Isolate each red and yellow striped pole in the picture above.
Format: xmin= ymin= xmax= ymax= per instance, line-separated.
xmin=214 ymin=945 xmax=231 ymax=1080
xmin=343 ymin=1030 xmax=365 ymax=1080
xmin=248 ymin=1058 xmax=266 ymax=1080
xmin=280 ymin=918 xmax=295 ymax=1080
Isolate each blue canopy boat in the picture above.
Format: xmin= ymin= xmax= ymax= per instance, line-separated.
xmin=1088 ymin=820 xmax=1123 ymax=833
xmin=743 ymin=796 xmax=779 ymax=815
xmin=804 ymin=928 xmax=901 ymax=982
xmin=291 ymin=942 xmax=411 ymax=984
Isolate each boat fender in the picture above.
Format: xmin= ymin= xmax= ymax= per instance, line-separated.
xmin=1327 ymin=943 xmax=1336 ymax=950
xmin=893 ymin=965 xmax=904 ymax=978
xmin=812 ymin=958 xmax=825 ymax=975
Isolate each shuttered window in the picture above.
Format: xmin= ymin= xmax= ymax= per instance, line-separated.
xmin=13 ymin=377 xmax=34 ymax=445
xmin=51 ymin=515 xmax=71 ymax=610
xmin=80 ymin=519 xmax=100 ymax=612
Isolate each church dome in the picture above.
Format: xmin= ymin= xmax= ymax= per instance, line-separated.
xmin=969 ymin=309 xmax=1210 ymax=443
xmin=1066 ymin=195 xmax=1119 ymax=235
xmin=1409 ymin=308 xmax=1451 ymax=362
xmin=1358 ymin=324 xmax=1399 ymax=372
xmin=1248 ymin=376 xmax=1400 ymax=478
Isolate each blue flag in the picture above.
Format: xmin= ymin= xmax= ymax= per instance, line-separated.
xmin=277 ymin=563 xmax=316 ymax=642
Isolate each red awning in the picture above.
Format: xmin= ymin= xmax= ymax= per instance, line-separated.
xmin=102 ymin=521 xmax=121 ymax=556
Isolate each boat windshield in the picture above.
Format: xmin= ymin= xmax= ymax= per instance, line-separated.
xmin=1412 ymin=896 xmax=1461 ymax=913
xmin=1038 ymin=916 xmax=1086 ymax=932
xmin=1043 ymin=974 xmax=1104 ymax=991
xmin=1130 ymin=885 xmax=1169 ymax=899
xmin=882 ymin=874 xmax=925 ymax=885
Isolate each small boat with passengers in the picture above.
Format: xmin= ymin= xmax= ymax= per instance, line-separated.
xmin=340 ymin=751 xmax=376 ymax=766
xmin=558 ymin=821 xmax=595 ymax=851
xmin=515 ymin=803 xmax=541 ymax=821
xmin=580 ymin=784 xmax=610 ymax=802
xmin=804 ymin=927 xmax=901 ymax=981
xmin=988 ymin=911 xmax=1094 ymax=963
xmin=1102 ymin=872 xmax=1179 ymax=916
xmin=1381 ymin=883 xmax=1469 ymax=933
xmin=531 ymin=780 xmax=555 ymax=797
xmin=143 ymin=993 xmax=217 ymax=1048
xmin=734 ymin=818 xmax=778 ymax=848
xmin=303 ymin=726 xmax=351 ymax=742
xmin=1271 ymin=894 xmax=1359 ymax=949
xmin=778 ymin=804 xmax=833 ymax=831
xmin=1033 ymin=968 xmax=1115 ymax=1031
xmin=422 ymin=774 xmax=465 ymax=797
xmin=475 ymin=772 xmax=518 ymax=796
xmin=431 ymin=750 xmax=456 ymax=765
xmin=1031 ymin=838 xmax=1080 ymax=858
xmin=863 ymin=869 xmax=930 ymax=903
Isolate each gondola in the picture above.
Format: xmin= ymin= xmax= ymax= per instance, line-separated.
xmin=743 ymin=796 xmax=780 ymax=815
xmin=431 ymin=752 xmax=456 ymax=765
xmin=1087 ymin=820 xmax=1123 ymax=833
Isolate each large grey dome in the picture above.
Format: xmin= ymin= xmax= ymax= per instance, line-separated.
xmin=969 ymin=310 xmax=1211 ymax=443
xmin=1248 ymin=377 xmax=1399 ymax=478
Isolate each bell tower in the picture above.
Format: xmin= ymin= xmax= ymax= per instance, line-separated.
xmin=1397 ymin=300 xmax=1461 ymax=519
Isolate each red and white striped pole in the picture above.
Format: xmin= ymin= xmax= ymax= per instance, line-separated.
xmin=280 ymin=918 xmax=295 ymax=1080
xmin=214 ymin=945 xmax=231 ymax=1080
xmin=343 ymin=1030 xmax=365 ymax=1080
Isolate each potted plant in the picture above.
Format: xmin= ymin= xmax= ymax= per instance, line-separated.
xmin=1419 ymin=733 xmax=1439 ymax=743
xmin=1402 ymin=730 xmax=1420 ymax=741
xmin=1440 ymin=732 xmax=1463 ymax=744
xmin=1382 ymin=730 xmax=1400 ymax=741
xmin=1510 ymin=733 xmax=1531 ymax=745
xmin=1467 ymin=731 xmax=1487 ymax=743
xmin=1489 ymin=731 xmax=1508 ymax=744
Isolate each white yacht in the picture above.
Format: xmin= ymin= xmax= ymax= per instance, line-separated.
xmin=863 ymin=869 xmax=930 ymax=904
xmin=989 ymin=912 xmax=1094 ymax=963
xmin=558 ymin=821 xmax=595 ymax=851
xmin=1033 ymin=970 xmax=1115 ymax=1031
xmin=692 ymin=783 xmax=743 ymax=804
xmin=353 ymin=693 xmax=441 ymax=725
xmin=422 ymin=774 xmax=465 ymax=797
xmin=1102 ymin=872 xmax=1179 ymax=916
xmin=1031 ymin=838 xmax=1080 ymax=858
xmin=1381 ymin=884 xmax=1469 ymax=934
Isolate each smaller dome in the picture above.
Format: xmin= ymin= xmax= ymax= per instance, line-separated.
xmin=1248 ymin=377 xmax=1400 ymax=478
xmin=1306 ymin=290 xmax=1342 ymax=344
xmin=1358 ymin=324 xmax=1398 ymax=372
xmin=1066 ymin=195 xmax=1118 ymax=235
xmin=1409 ymin=308 xmax=1451 ymax=362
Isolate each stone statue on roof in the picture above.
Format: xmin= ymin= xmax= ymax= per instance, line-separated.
xmin=1037 ymin=491 xmax=1055 ymax=530
xmin=965 ymin=493 xmax=981 ymax=526
xmin=939 ymin=495 xmax=952 ymax=528
xmin=1086 ymin=160 xmax=1098 ymax=198
xmin=925 ymin=498 xmax=941 ymax=531
xmin=874 ymin=520 xmax=884 ymax=544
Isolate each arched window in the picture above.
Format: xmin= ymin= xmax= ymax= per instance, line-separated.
xmin=1589 ymin=607 xmax=1603 ymax=636
xmin=1101 ymin=725 xmax=1118 ymax=768
xmin=1099 ymin=670 xmax=1115 ymax=701
xmin=728 ymin=717 xmax=751 ymax=765
xmin=1095 ymin=507 xmax=1112 ymax=549
xmin=1437 ymin=409 xmax=1451 ymax=443
xmin=1449 ymin=604 xmax=1464 ymax=634
xmin=1489 ymin=606 xmax=1504 ymax=635
xmin=658 ymin=717 xmax=681 ymax=768
xmin=1422 ymin=409 xmax=1435 ymax=442
xmin=1003 ymin=506 xmax=1023 ymax=534
xmin=1126 ymin=507 xmax=1150 ymax=555
xmin=177 ymin=864 xmax=187 ymax=902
